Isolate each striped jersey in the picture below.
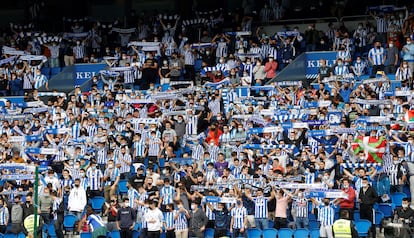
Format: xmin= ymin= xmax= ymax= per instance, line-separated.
xmin=104 ymin=167 xmax=119 ymax=187
xmin=319 ymin=204 xmax=335 ymax=226
xmin=118 ymin=153 xmax=132 ymax=173
xmin=174 ymin=209 xmax=188 ymax=230
xmin=160 ymin=185 xmax=175 ymax=205
xmin=164 ymin=211 xmax=174 ymax=229
xmin=231 ymin=206 xmax=247 ymax=229
xmin=128 ymin=188 xmax=139 ymax=208
xmin=294 ymin=197 xmax=308 ymax=218
xmin=253 ymin=196 xmax=269 ymax=218
xmin=0 ymin=207 xmax=9 ymax=225
xmin=368 ymin=47 xmax=385 ymax=65
xmin=87 ymin=168 xmax=103 ymax=190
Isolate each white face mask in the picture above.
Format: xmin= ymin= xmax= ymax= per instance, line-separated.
xmin=191 ymin=204 xmax=197 ymax=210
xmin=402 ymin=204 xmax=408 ymax=208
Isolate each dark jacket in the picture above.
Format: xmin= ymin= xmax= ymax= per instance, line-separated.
xmin=116 ymin=207 xmax=136 ymax=229
xmin=190 ymin=208 xmax=208 ymax=231
xmin=359 ymin=185 xmax=378 ymax=206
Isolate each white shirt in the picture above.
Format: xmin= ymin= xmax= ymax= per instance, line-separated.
xmin=68 ymin=186 xmax=87 ymax=212
xmin=145 ymin=208 xmax=164 ymax=231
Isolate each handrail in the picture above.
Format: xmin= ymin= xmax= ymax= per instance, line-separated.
xmin=340 ymin=15 xmax=373 ymax=22
xmin=260 ymin=17 xmax=339 ymax=27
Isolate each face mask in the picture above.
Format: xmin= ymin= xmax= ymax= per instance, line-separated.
xmin=238 ymin=128 xmax=243 ymax=132
xmin=356 ymin=60 xmax=361 ymax=63
xmin=219 ymin=59 xmax=224 ymax=63
xmin=177 ymin=119 xmax=183 ymax=123
xmin=408 ymin=41 xmax=412 ymax=45
xmin=298 ymin=192 xmax=303 ymax=197
xmin=402 ymin=204 xmax=408 ymax=208
xmin=403 ymin=64 xmax=408 ymax=68
xmin=206 ymin=51 xmax=210 ymax=55
xmin=256 ymin=62 xmax=261 ymax=66
xmin=217 ymin=116 xmax=222 ymax=120
xmin=362 ymin=183 xmax=368 ymax=188
xmin=393 ymin=160 xmax=399 ymax=165
xmin=191 ymin=204 xmax=197 ymax=210
xmin=269 ymin=58 xmax=273 ymax=62
xmin=125 ymin=202 xmax=130 ymax=207
xmin=358 ymin=26 xmax=362 ymax=29
xmin=163 ymin=60 xmax=168 ymax=65
xmin=108 ymin=164 xmax=114 ymax=169
xmin=389 ymin=44 xmax=394 ymax=47
xmin=80 ymin=173 xmax=85 ymax=177
xmin=338 ymin=63 xmax=343 ymax=66
xmin=343 ymin=185 xmax=349 ymax=189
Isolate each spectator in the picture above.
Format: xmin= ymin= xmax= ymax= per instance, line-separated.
xmin=334 ymin=179 xmax=355 ymax=220
xmin=384 ymin=40 xmax=399 ymax=74
xmin=117 ymin=197 xmax=137 ymax=238
xmin=358 ymin=177 xmax=378 ymax=238
xmin=368 ymin=40 xmax=386 ymax=77
xmin=189 ymin=200 xmax=208 ymax=238
xmin=68 ymin=178 xmax=87 ymax=220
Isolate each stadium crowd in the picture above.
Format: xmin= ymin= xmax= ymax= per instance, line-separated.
xmin=0 ymin=2 xmax=414 ymax=238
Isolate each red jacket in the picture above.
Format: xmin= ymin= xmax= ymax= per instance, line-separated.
xmin=340 ymin=187 xmax=356 ymax=209
xmin=264 ymin=61 xmax=278 ymax=79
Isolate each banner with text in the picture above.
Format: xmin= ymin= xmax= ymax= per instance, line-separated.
xmin=305 ymin=51 xmax=337 ymax=79
xmin=74 ymin=63 xmax=106 ymax=88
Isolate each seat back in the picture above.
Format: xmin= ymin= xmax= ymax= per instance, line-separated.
xmin=109 ymin=231 xmax=121 ymax=238
xmin=262 ymin=228 xmax=278 ymax=237
xmin=63 ymin=214 xmax=78 ymax=230
xmin=355 ymin=219 xmax=371 ymax=236
xmin=293 ymin=228 xmax=309 ymax=238
xmin=278 ymin=228 xmax=293 ymax=237
xmin=247 ymin=228 xmax=262 ymax=238
xmin=90 ymin=196 xmax=106 ymax=211
xmin=391 ymin=192 xmax=407 ymax=207
xmin=117 ymin=180 xmax=128 ymax=194
xmin=80 ymin=232 xmax=92 ymax=238
xmin=377 ymin=203 xmax=394 ymax=217
xmin=374 ymin=211 xmax=384 ymax=227
xmin=310 ymin=229 xmax=320 ymax=238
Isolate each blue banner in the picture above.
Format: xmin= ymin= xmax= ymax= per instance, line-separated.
xmin=74 ymin=63 xmax=106 ymax=88
xmin=308 ymin=130 xmax=326 ymax=137
xmin=327 ymin=111 xmax=343 ymax=126
xmin=305 ymin=51 xmax=336 ymax=79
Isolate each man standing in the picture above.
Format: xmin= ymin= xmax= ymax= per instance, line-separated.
xmin=384 ymin=40 xmax=399 ymax=74
xmin=244 ymin=187 xmax=276 ymax=230
xmin=145 ymin=200 xmax=163 ymax=238
xmin=368 ymin=40 xmax=386 ymax=77
xmin=33 ymin=69 xmax=48 ymax=90
xmin=358 ymin=177 xmax=378 ymax=238
xmin=230 ymin=197 xmax=248 ymax=238
xmin=68 ymin=178 xmax=87 ymax=220
xmin=402 ymin=37 xmax=414 ymax=77
xmin=189 ymin=200 xmax=208 ymax=238
xmin=116 ymin=198 xmax=136 ymax=238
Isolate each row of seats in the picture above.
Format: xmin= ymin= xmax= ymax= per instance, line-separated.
xmin=78 ymin=221 xmax=372 ymax=238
